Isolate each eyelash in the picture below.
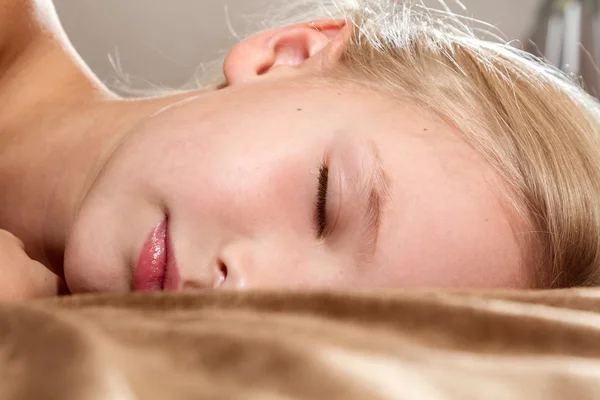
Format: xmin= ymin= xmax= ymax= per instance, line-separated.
xmin=315 ymin=162 xmax=329 ymax=238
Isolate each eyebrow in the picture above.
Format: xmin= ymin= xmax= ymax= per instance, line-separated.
xmin=355 ymin=141 xmax=391 ymax=264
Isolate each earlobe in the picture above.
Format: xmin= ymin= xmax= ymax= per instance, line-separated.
xmin=223 ymin=20 xmax=349 ymax=85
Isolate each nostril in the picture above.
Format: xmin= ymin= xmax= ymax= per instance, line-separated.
xmin=216 ymin=259 xmax=228 ymax=288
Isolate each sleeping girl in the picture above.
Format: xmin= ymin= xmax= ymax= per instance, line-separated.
xmin=1 ymin=0 xmax=600 ymax=299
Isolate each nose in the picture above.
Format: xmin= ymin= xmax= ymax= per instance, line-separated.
xmin=211 ymin=240 xmax=308 ymax=290
xmin=181 ymin=258 xmax=228 ymax=290
xmin=181 ymin=238 xmax=309 ymax=291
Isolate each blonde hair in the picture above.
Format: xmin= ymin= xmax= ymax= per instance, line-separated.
xmin=126 ymin=0 xmax=600 ymax=287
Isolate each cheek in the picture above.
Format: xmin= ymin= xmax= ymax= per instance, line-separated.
xmin=131 ymin=127 xmax=317 ymax=237
xmin=179 ymin=160 xmax=311 ymax=232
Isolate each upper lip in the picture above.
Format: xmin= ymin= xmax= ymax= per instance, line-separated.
xmin=134 ymin=217 xmax=180 ymax=292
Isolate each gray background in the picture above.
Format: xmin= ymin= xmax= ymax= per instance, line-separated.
xmin=52 ymin=0 xmax=544 ymax=89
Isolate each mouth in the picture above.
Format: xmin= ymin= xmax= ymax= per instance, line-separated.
xmin=134 ymin=217 xmax=180 ymax=292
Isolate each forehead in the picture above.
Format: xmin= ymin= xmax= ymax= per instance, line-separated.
xmin=358 ymin=101 xmax=530 ymax=288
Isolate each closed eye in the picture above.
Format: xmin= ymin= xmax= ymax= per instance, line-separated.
xmin=315 ymin=162 xmax=329 ymax=238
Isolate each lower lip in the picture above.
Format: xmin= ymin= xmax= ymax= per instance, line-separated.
xmin=134 ymin=219 xmax=180 ymax=292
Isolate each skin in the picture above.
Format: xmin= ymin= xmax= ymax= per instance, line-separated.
xmin=0 ymin=1 xmax=531 ymax=299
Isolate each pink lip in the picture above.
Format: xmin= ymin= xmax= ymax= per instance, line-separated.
xmin=134 ymin=218 xmax=180 ymax=292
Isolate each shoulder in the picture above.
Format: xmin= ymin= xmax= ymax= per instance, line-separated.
xmin=0 ymin=1 xmax=63 ymax=63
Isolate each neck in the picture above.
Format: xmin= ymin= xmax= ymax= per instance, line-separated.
xmin=0 ymin=1 xmax=197 ymax=275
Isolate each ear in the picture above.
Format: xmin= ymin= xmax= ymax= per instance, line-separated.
xmin=223 ymin=20 xmax=350 ymax=85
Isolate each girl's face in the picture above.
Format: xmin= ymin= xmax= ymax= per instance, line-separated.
xmin=63 ymin=20 xmax=532 ymax=293
xmin=64 ymin=75 xmax=531 ymax=293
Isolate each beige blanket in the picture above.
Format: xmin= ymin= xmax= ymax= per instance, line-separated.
xmin=2 ymin=289 xmax=600 ymax=399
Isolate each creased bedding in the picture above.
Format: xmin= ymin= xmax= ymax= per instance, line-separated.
xmin=2 ymin=289 xmax=600 ymax=399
